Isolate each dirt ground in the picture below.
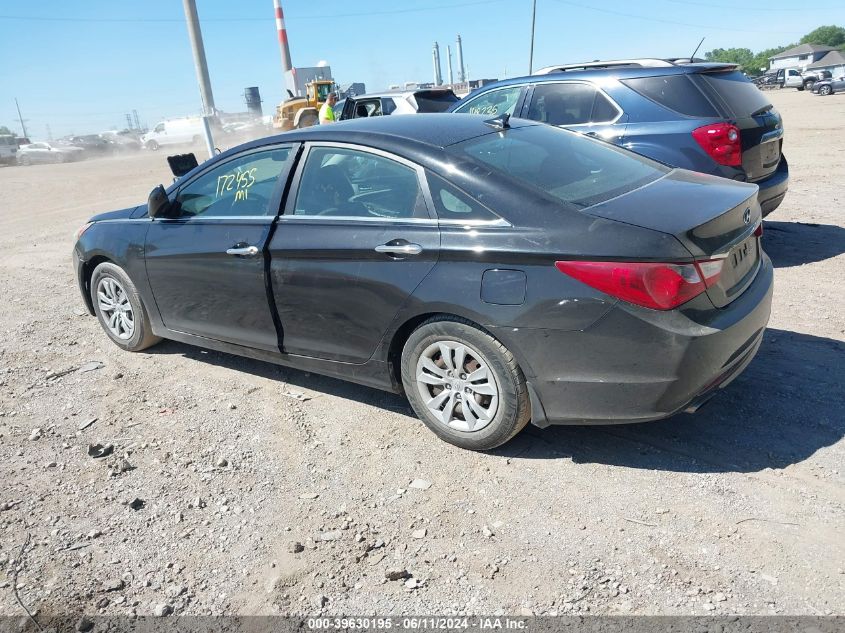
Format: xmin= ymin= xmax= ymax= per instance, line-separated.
xmin=0 ymin=90 xmax=842 ymax=620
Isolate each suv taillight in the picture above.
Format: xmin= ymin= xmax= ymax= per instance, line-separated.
xmin=692 ymin=123 xmax=742 ymax=167
xmin=555 ymin=259 xmax=724 ymax=310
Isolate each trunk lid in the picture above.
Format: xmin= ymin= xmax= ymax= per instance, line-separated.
xmin=583 ymin=169 xmax=763 ymax=308
xmin=695 ymin=69 xmax=784 ymax=182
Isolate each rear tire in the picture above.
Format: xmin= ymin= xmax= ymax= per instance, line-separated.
xmin=90 ymin=262 xmax=161 ymax=352
xmin=401 ymin=317 xmax=530 ymax=451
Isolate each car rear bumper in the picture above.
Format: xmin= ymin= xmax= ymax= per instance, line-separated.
xmin=754 ymin=154 xmax=789 ymax=217
xmin=492 ymin=253 xmax=774 ymax=427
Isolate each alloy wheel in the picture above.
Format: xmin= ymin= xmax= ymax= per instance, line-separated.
xmin=96 ymin=277 xmax=135 ymax=340
xmin=415 ymin=340 xmax=499 ymax=432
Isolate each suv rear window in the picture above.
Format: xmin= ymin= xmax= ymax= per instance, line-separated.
xmin=698 ymin=70 xmax=772 ymax=117
xmin=450 ymin=125 xmax=668 ymax=209
xmin=622 ymin=75 xmax=719 ymax=117
xmin=412 ymin=91 xmax=460 ymax=113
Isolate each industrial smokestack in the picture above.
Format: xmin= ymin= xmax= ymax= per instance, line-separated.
xmin=456 ymin=34 xmax=466 ymax=83
xmin=432 ymin=42 xmax=443 ymax=86
xmin=447 ymin=44 xmax=454 ymax=85
xmin=273 ymin=0 xmax=293 ymax=74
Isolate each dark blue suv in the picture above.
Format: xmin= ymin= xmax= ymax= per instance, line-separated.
xmin=449 ymin=59 xmax=788 ymax=216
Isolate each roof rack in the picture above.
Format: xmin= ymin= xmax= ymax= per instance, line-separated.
xmin=533 ymin=59 xmax=676 ymax=75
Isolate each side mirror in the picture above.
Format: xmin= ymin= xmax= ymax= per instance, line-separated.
xmin=147 ymin=185 xmax=171 ymax=218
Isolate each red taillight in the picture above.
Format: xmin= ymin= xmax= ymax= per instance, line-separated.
xmin=555 ymin=259 xmax=724 ymax=310
xmin=692 ymin=123 xmax=742 ymax=167
xmin=753 ymin=223 xmax=763 ymax=238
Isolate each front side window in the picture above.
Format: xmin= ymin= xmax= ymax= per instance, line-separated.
xmin=153 ymin=123 xmax=165 ymax=133
xmin=451 ymin=126 xmax=668 ymax=209
xmin=293 ymin=147 xmax=428 ymax=220
xmin=453 ymin=86 xmax=522 ymax=116
xmin=171 ymin=147 xmax=291 ymax=218
xmin=526 ymin=82 xmax=619 ymax=126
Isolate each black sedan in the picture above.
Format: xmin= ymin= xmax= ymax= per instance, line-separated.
xmin=73 ymin=115 xmax=773 ymax=451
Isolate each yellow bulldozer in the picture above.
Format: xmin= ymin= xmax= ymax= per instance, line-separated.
xmin=273 ymin=79 xmax=336 ymax=131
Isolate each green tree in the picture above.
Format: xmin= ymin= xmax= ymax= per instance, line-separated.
xmin=800 ymin=25 xmax=845 ymax=47
xmin=0 ymin=125 xmax=13 ymax=135
xmin=704 ymin=47 xmax=755 ymax=71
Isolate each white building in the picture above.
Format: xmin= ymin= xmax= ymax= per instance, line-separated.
xmin=768 ymin=44 xmax=835 ymax=71
xmin=805 ymin=50 xmax=845 ymax=78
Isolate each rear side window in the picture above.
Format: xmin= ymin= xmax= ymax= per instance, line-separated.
xmin=621 ymin=75 xmax=719 ymax=117
xmin=426 ymin=172 xmax=501 ymax=223
xmin=451 ymin=126 xmax=668 ymax=209
xmin=526 ymin=82 xmax=619 ymax=125
xmin=453 ymin=86 xmax=522 ymax=116
xmin=698 ymin=71 xmax=772 ymax=117
xmin=294 ymin=147 xmax=428 ymax=220
xmin=412 ymin=91 xmax=460 ymax=113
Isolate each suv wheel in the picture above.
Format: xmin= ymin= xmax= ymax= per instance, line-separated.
xmin=401 ymin=317 xmax=531 ymax=451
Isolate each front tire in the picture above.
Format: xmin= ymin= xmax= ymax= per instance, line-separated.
xmin=401 ymin=317 xmax=530 ymax=451
xmin=90 ymin=262 xmax=161 ymax=352
xmin=146 ymin=140 xmax=159 ymax=151
xmin=820 ymin=85 xmax=832 ymax=96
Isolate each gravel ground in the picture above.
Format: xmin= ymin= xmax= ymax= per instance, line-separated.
xmin=0 ymin=90 xmax=842 ymax=620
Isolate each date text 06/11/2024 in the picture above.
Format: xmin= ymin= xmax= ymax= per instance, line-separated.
xmin=305 ymin=618 xmax=528 ymax=630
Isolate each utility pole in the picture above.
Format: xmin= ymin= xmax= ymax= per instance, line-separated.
xmin=182 ymin=0 xmax=215 ymax=158
xmin=528 ymin=0 xmax=537 ymax=75
xmin=14 ymin=98 xmax=29 ymax=139
xmin=46 ymin=124 xmax=52 ymax=141
xmin=132 ymin=109 xmax=141 ymax=130
xmin=125 ymin=113 xmax=133 ymax=130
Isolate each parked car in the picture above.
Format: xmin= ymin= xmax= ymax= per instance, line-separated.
xmin=0 ymin=134 xmax=17 ymax=165
xmin=100 ymin=130 xmax=142 ymax=153
xmin=141 ymin=117 xmax=205 ymax=150
xmin=752 ymin=73 xmax=779 ymax=90
xmin=812 ymin=75 xmax=845 ymax=96
xmin=64 ymin=134 xmax=114 ymax=157
xmin=17 ymin=142 xmax=84 ymax=165
xmin=338 ymin=88 xmax=459 ymax=120
xmin=450 ymin=58 xmax=789 ymax=216
xmin=73 ymin=115 xmax=772 ymax=451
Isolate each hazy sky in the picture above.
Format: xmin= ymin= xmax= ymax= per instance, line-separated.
xmin=1 ymin=0 xmax=842 ymax=138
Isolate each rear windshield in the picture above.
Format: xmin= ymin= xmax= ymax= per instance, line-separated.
xmin=621 ymin=75 xmax=719 ymax=117
xmin=413 ymin=91 xmax=460 ymax=113
xmin=450 ymin=125 xmax=668 ymax=209
xmin=698 ymin=70 xmax=772 ymax=117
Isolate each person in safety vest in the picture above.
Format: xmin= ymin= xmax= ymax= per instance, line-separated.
xmin=319 ymin=92 xmax=338 ymax=124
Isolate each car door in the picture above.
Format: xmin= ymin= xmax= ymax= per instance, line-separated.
xmin=144 ymin=143 xmax=296 ymax=351
xmin=268 ymin=143 xmax=440 ymax=364
xmin=520 ymin=81 xmax=627 ymax=143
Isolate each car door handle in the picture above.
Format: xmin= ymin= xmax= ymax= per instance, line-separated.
xmin=226 ymin=245 xmax=260 ymax=257
xmin=375 ymin=242 xmax=423 ymax=256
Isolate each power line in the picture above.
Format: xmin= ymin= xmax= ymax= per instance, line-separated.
xmin=548 ymin=0 xmax=803 ymax=35
xmin=0 ymin=0 xmax=506 ymax=23
xmin=663 ymin=0 xmax=845 ymax=11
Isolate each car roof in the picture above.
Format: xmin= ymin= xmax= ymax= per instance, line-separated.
xmin=477 ymin=61 xmax=739 ymax=92
xmin=350 ymin=88 xmax=455 ymax=99
xmin=224 ymin=114 xmax=537 ymax=155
